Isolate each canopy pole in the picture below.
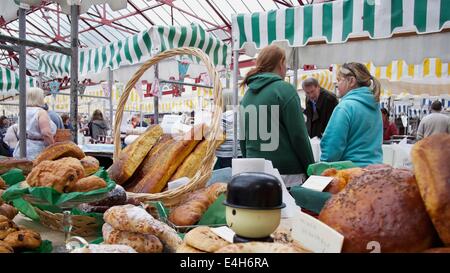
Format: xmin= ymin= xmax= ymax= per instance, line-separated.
xmin=154 ymin=63 xmax=159 ymax=124
xmin=108 ymin=68 xmax=113 ymax=136
xmin=293 ymin=48 xmax=299 ymax=90
xmin=70 ymin=3 xmax=79 ymax=143
xmin=18 ymin=7 xmax=26 ymax=158
xmin=232 ymin=49 xmax=239 ymax=159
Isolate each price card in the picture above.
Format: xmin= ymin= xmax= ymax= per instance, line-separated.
xmin=301 ymin=175 xmax=334 ymax=192
xmin=291 ymin=209 xmax=344 ymax=253
xmin=211 ymin=226 xmax=235 ymax=243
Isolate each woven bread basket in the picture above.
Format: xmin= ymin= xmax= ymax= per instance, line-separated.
xmin=113 ymin=47 xmax=223 ymax=207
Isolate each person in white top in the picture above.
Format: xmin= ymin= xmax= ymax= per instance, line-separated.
xmin=13 ymin=87 xmax=57 ymax=159
xmin=416 ymin=100 xmax=450 ymax=140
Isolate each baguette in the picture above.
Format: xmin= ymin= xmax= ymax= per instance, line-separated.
xmin=108 ymin=125 xmax=163 ymax=185
xmin=131 ymin=124 xmax=206 ymax=194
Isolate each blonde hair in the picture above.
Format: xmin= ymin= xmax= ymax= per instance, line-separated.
xmin=26 ymin=87 xmax=45 ymax=107
xmin=240 ymin=45 xmax=286 ymax=87
xmin=338 ymin=62 xmax=381 ymax=102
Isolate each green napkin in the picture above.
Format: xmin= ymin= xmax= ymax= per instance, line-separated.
xmin=1 ymin=168 xmax=25 ymax=186
xmin=290 ymin=186 xmax=332 ymax=214
xmin=197 ymin=193 xmax=227 ymax=226
xmin=21 ymin=240 xmax=53 ymax=253
xmin=307 ymin=161 xmax=356 ymax=176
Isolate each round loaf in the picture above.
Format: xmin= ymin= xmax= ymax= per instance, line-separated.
xmin=80 ymin=156 xmax=100 ymax=176
xmin=411 ymin=133 xmax=450 ymax=246
xmin=319 ymin=167 xmax=437 ymax=253
xmin=34 ymin=141 xmax=85 ymax=166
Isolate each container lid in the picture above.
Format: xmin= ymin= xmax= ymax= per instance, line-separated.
xmin=223 ymin=172 xmax=286 ymax=210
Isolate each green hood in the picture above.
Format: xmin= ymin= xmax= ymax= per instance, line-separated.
xmin=247 ymin=73 xmax=283 ymax=94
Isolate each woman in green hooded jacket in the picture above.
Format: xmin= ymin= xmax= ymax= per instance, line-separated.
xmin=239 ymin=45 xmax=314 ymax=175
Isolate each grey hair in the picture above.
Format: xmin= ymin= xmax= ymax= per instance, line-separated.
xmin=26 ymin=87 xmax=45 ymax=107
xmin=302 ymin=77 xmax=319 ymax=89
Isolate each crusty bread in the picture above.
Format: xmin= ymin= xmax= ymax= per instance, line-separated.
xmin=319 ymin=167 xmax=437 ymax=253
xmin=80 ymin=156 xmax=100 ymax=176
xmin=0 ymin=158 xmax=33 ymax=175
xmin=102 ymin=223 xmax=163 ymax=253
xmin=170 ymin=140 xmax=209 ymax=181
xmin=411 ymin=133 xmax=450 ymax=246
xmin=108 ymin=125 xmax=163 ymax=185
xmin=130 ymin=124 xmax=206 ymax=194
xmin=34 ymin=141 xmax=85 ymax=166
xmin=66 ymin=176 xmax=107 ymax=192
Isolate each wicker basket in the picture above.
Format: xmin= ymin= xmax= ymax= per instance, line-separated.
xmin=114 ymin=47 xmax=223 ymax=207
xmin=35 ymin=207 xmax=101 ymax=237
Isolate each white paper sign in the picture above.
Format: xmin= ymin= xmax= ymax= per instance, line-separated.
xmin=211 ymin=226 xmax=235 ymax=243
xmin=291 ymin=209 xmax=344 ymax=253
xmin=301 ymin=176 xmax=334 ymax=192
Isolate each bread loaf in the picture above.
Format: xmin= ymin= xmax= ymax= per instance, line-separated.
xmin=66 ymin=175 xmax=107 ymax=192
xmin=80 ymin=156 xmax=100 ymax=176
xmin=184 ymin=226 xmax=230 ymax=252
xmin=168 ymin=183 xmax=227 ymax=226
xmin=0 ymin=159 xmax=33 ymax=175
xmin=319 ymin=167 xmax=437 ymax=253
xmin=411 ymin=133 xmax=450 ymax=246
xmin=34 ymin=141 xmax=85 ymax=166
xmin=131 ymin=124 xmax=206 ymax=193
xmin=102 ymin=223 xmax=163 ymax=253
xmin=108 ymin=125 xmax=163 ymax=185
xmin=170 ymin=140 xmax=209 ymax=181
xmin=0 ymin=204 xmax=18 ymax=220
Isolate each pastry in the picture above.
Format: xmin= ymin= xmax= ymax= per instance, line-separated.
xmin=0 ymin=158 xmax=33 ymax=175
xmin=102 ymin=223 xmax=163 ymax=253
xmin=71 ymin=244 xmax=137 ymax=253
xmin=0 ymin=241 xmax=13 ymax=253
xmin=0 ymin=203 xmax=18 ymax=220
xmin=321 ymin=167 xmax=364 ymax=194
xmin=4 ymin=229 xmax=41 ymax=249
xmin=131 ymin=124 xmax=206 ymax=193
xmin=168 ymin=183 xmax=227 ymax=226
xmin=103 ymin=205 xmax=182 ymax=252
xmin=176 ymin=242 xmax=206 ymax=253
xmin=80 ymin=156 xmax=100 ymax=176
xmin=0 ymin=215 xmax=19 ymax=240
xmin=184 ymin=226 xmax=230 ymax=252
xmin=319 ymin=168 xmax=437 ymax=253
xmin=26 ymin=158 xmax=85 ymax=193
xmin=34 ymin=141 xmax=85 ymax=166
xmin=215 ymin=242 xmax=303 ymax=253
xmin=411 ymin=133 xmax=450 ymax=246
xmin=108 ymin=125 xmax=163 ymax=185
xmin=66 ymin=176 xmax=107 ymax=192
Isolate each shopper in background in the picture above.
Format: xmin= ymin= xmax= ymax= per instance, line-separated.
xmin=42 ymin=103 xmax=64 ymax=129
xmin=131 ymin=114 xmax=148 ymax=128
xmin=88 ymin=109 xmax=109 ymax=141
xmin=381 ymin=108 xmax=399 ymax=141
xmin=239 ymin=45 xmax=314 ymax=176
xmin=320 ymin=62 xmax=383 ymax=167
xmin=416 ymin=100 xmax=450 ymax=140
xmin=0 ymin=116 xmax=10 ymax=139
xmin=13 ymin=87 xmax=56 ymax=159
xmin=4 ymin=123 xmax=19 ymax=156
xmin=61 ymin=113 xmax=73 ymax=130
xmin=303 ymin=78 xmax=338 ymax=138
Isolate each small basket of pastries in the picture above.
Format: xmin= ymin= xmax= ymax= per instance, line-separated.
xmin=314 ymin=133 xmax=450 ymax=253
xmin=1 ymin=141 xmax=127 ymax=237
xmin=109 ymin=47 xmax=224 ymax=208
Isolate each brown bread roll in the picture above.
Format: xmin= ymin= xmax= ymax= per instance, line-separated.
xmin=34 ymin=141 xmax=85 ymax=166
xmin=80 ymin=156 xmax=100 ymax=176
xmin=319 ymin=167 xmax=437 ymax=253
xmin=66 ymin=175 xmax=107 ymax=192
xmin=108 ymin=125 xmax=163 ymax=185
xmin=411 ymin=133 xmax=450 ymax=246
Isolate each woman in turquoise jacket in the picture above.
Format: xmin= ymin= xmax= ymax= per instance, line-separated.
xmin=320 ymin=62 xmax=383 ymax=167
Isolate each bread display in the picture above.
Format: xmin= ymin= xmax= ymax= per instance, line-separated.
xmin=34 ymin=141 xmax=85 ymax=166
xmin=168 ymin=183 xmax=227 ymax=226
xmin=130 ymin=124 xmax=206 ymax=194
xmin=26 ymin=158 xmax=85 ymax=193
xmin=80 ymin=156 xmax=100 ymax=176
xmin=102 ymin=223 xmax=163 ymax=253
xmin=66 ymin=175 xmax=107 ymax=192
xmin=321 ymin=167 xmax=364 ymax=194
xmin=319 ymin=167 xmax=437 ymax=253
xmin=184 ymin=226 xmax=230 ymax=252
xmin=215 ymin=242 xmax=303 ymax=253
xmin=3 ymin=229 xmax=41 ymax=249
xmin=0 ymin=158 xmax=33 ymax=175
xmin=103 ymin=205 xmax=182 ymax=252
xmin=108 ymin=125 xmax=163 ymax=185
xmin=411 ymin=133 xmax=450 ymax=246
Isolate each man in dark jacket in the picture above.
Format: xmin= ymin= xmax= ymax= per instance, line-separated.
xmin=303 ymin=78 xmax=338 ymax=138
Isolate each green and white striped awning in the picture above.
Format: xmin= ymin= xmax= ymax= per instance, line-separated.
xmin=38 ymin=24 xmax=231 ymax=78
xmin=232 ymin=0 xmax=450 ymax=50
xmin=0 ymin=66 xmax=37 ymax=95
